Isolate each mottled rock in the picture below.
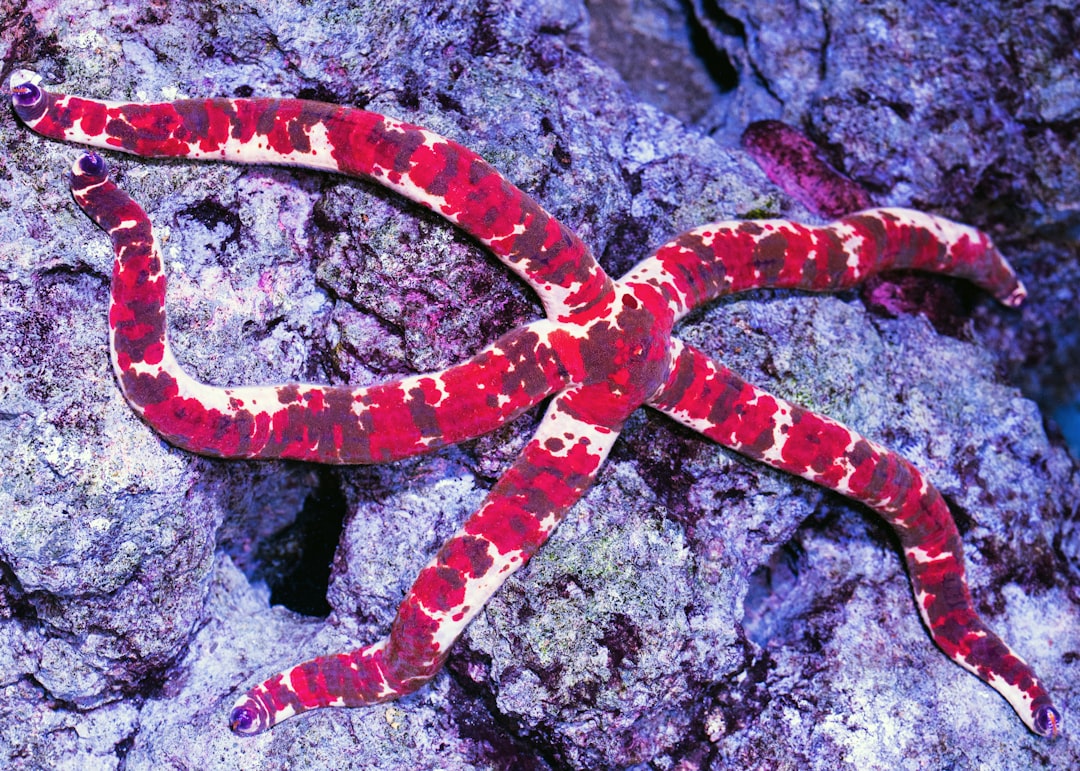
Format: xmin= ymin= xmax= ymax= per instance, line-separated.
xmin=0 ymin=0 xmax=1076 ymax=769
xmin=688 ymin=0 xmax=1080 ymax=458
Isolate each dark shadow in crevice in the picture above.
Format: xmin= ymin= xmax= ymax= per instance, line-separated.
xmin=683 ymin=0 xmax=742 ymax=93
xmin=253 ymin=468 xmax=348 ymax=617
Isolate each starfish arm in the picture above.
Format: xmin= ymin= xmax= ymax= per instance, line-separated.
xmin=69 ymin=152 xmax=570 ymax=463
xmin=647 ymin=339 xmax=1060 ymax=738
xmin=624 ymin=207 xmax=1025 ymax=322
xmin=228 ymin=392 xmax=622 ymax=734
xmin=11 ymin=70 xmax=612 ymax=319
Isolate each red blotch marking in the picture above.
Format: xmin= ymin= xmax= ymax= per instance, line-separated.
xmin=440 ymin=535 xmax=495 ymax=579
xmin=465 ymin=496 xmax=544 ymax=559
xmin=653 ymin=226 xmax=762 ymax=309
xmin=140 ymin=394 xmax=242 ymax=456
xmin=363 ymin=386 xmax=425 ymax=461
xmin=547 ymin=328 xmax=587 ymax=384
xmin=384 ymin=601 xmax=445 ymax=687
xmin=770 ymin=226 xmax=824 ymax=288
xmin=143 ymin=341 xmax=164 ymax=366
xmin=432 ymin=337 xmax=565 ymax=445
xmin=410 ymin=563 xmax=468 ymax=614
xmin=779 ymin=412 xmax=852 ymax=483
xmin=304 ymin=388 xmax=325 ymax=412
xmin=329 ymin=112 xmax=420 ymax=180
xmin=467 ymin=438 xmax=600 ymax=558
xmin=289 ymin=661 xmax=332 ymax=708
xmin=193 ymin=100 xmax=235 ymax=153
xmin=712 ymin=384 xmax=783 ymax=456
xmin=912 ymin=553 xmax=962 ymax=597
xmin=252 ymin=408 xmax=272 ymax=439
xmin=73 ymin=97 xmax=109 ymax=136
xmin=262 ymin=672 xmax=300 ymax=712
xmin=258 ymin=100 xmax=306 ymax=155
xmin=405 ymin=138 xmax=463 ymax=199
xmin=449 ymin=162 xmax=523 ymax=243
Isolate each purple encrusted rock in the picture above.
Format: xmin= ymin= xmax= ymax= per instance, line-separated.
xmin=0 ymin=0 xmax=1076 ymax=769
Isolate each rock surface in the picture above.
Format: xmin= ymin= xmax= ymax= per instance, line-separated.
xmin=0 ymin=0 xmax=1076 ymax=769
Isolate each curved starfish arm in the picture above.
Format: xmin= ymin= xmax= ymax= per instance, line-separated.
xmin=647 ymin=339 xmax=1060 ymax=738
xmin=624 ymin=207 xmax=1025 ymax=322
xmin=69 ymin=151 xmax=570 ymax=463
xmin=11 ymin=69 xmax=612 ymax=319
xmin=228 ymin=392 xmax=622 ymax=734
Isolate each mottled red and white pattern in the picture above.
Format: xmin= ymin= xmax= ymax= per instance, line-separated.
xmin=10 ymin=69 xmax=1059 ymax=740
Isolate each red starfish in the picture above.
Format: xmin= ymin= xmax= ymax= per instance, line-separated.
xmin=10 ymin=69 xmax=1059 ymax=739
